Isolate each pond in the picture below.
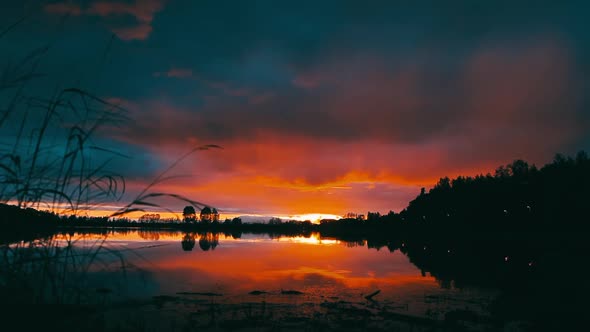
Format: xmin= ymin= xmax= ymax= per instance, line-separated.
xmin=1 ymin=229 xmax=502 ymax=331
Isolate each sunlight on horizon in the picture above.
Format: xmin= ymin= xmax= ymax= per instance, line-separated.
xmin=20 ymin=202 xmax=346 ymax=223
xmin=276 ymin=213 xmax=342 ymax=223
xmin=48 ymin=230 xmax=341 ymax=246
xmin=275 ymin=233 xmax=340 ymax=245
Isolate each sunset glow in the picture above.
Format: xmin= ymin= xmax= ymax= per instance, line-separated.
xmin=2 ymin=3 xmax=588 ymax=330
xmin=1 ymin=1 xmax=588 ymax=218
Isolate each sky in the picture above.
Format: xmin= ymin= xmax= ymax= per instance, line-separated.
xmin=1 ymin=1 xmax=589 ymax=220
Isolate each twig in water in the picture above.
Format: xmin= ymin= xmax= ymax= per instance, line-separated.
xmin=365 ymin=290 xmax=381 ymax=301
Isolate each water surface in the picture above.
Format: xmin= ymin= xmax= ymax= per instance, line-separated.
xmin=2 ymin=230 xmax=497 ymax=331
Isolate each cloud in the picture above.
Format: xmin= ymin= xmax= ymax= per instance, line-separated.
xmin=44 ymin=2 xmax=83 ymax=16
xmin=112 ymin=23 xmax=152 ymax=41
xmin=153 ymin=67 xmax=193 ymax=78
xmin=120 ymin=39 xmax=583 ymax=150
xmin=93 ymin=38 xmax=586 ymax=216
xmin=44 ymin=0 xmax=166 ymax=40
xmin=292 ymin=73 xmax=322 ymax=89
xmin=87 ymin=0 xmax=164 ymax=23
xmin=29 ymin=2 xmax=590 ymax=215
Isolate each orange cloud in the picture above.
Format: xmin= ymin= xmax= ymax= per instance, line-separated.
xmin=110 ymin=136 xmax=494 ymax=216
xmin=102 ymin=38 xmax=585 ymax=216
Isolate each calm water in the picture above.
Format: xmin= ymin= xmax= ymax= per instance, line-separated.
xmin=2 ymin=230 xmax=498 ymax=330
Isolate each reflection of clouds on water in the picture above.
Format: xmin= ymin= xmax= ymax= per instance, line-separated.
xmin=8 ymin=230 xmax=494 ymax=320
xmin=287 ymin=272 xmax=345 ymax=288
xmin=133 ymin=234 xmax=447 ymax=307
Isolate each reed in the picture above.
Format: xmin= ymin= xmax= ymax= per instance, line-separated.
xmin=0 ymin=20 xmax=220 ymax=309
xmin=0 ymin=233 xmax=127 ymax=305
xmin=1 ymin=21 xmax=129 ymax=215
xmin=0 ymin=20 xmax=220 ymax=219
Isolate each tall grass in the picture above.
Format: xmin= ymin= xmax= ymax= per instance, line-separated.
xmin=0 ymin=43 xmax=138 ymax=304
xmin=0 ymin=19 xmax=220 ymax=218
xmin=0 ymin=18 xmax=223 ymax=322
xmin=0 ymin=233 xmax=129 ymax=305
xmin=0 ymin=21 xmax=128 ymax=215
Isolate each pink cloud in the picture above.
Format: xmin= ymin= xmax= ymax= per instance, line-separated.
xmin=88 ymin=0 xmax=164 ymax=23
xmin=248 ymin=92 xmax=274 ymax=105
xmin=126 ymin=39 xmax=582 ymax=174
xmin=154 ymin=67 xmax=193 ymax=78
xmin=44 ymin=0 xmax=166 ymax=40
xmin=44 ymin=2 xmax=83 ymax=16
xmin=292 ymin=73 xmax=322 ymax=89
xmin=202 ymin=80 xmax=253 ymax=97
xmin=112 ymin=23 xmax=152 ymax=41
xmin=104 ymin=97 xmax=139 ymax=110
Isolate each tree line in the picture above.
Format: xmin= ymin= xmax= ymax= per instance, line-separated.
xmin=181 ymin=205 xmax=220 ymax=223
xmin=320 ymin=151 xmax=590 ymax=235
xmin=4 ymin=151 xmax=588 ymax=240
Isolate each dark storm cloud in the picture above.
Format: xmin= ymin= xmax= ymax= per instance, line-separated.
xmin=108 ymin=0 xmax=588 ymax=148
xmin=44 ymin=0 xmax=165 ymax=40
xmin=2 ymin=0 xmax=590 ymax=214
xmin=120 ymin=40 xmax=583 ymax=150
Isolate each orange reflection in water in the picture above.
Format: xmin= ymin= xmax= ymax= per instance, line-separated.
xmin=112 ymin=232 xmax=441 ymax=302
xmin=45 ymin=230 xmax=458 ymax=316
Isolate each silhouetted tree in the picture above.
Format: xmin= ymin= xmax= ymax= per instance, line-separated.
xmin=138 ymin=213 xmax=160 ymax=223
xmin=495 ymin=165 xmax=510 ymax=178
xmin=435 ymin=177 xmax=451 ymax=191
xmin=508 ymin=159 xmax=530 ymax=177
xmin=200 ymin=206 xmax=212 ymax=223
xmin=268 ymin=217 xmax=282 ymax=225
xmin=367 ymin=212 xmax=381 ymax=222
xmin=343 ymin=212 xmax=357 ymax=219
xmin=183 ymin=206 xmax=196 ymax=223
xmin=211 ymin=208 xmax=220 ymax=223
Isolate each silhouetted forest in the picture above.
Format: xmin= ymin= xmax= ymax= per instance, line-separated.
xmin=399 ymin=151 xmax=590 ymax=231
xmin=315 ymin=152 xmax=590 ymax=331
xmin=0 ymin=204 xmax=60 ymax=243
xmin=3 ymin=151 xmax=589 ymax=242
xmin=305 ymin=151 xmax=588 ymax=239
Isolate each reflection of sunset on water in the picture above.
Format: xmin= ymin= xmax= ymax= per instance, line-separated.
xmin=274 ymin=234 xmax=340 ymax=245
xmin=4 ymin=229 xmax=498 ymax=326
xmin=51 ymin=230 xmax=442 ymax=299
xmin=86 ymin=231 xmax=442 ymax=306
xmin=52 ymin=231 xmax=345 ymax=246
